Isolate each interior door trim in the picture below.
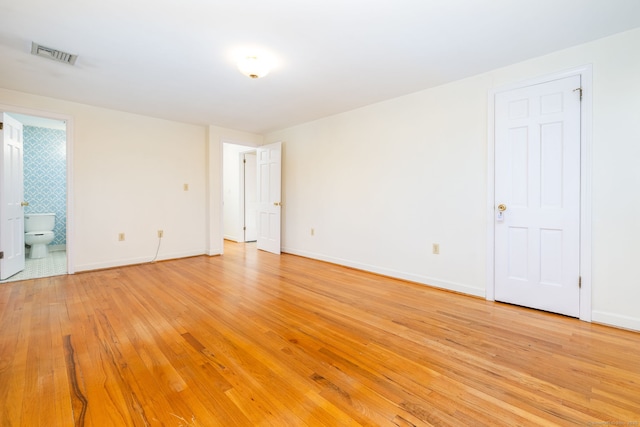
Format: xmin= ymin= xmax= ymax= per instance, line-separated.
xmin=485 ymin=65 xmax=593 ymax=322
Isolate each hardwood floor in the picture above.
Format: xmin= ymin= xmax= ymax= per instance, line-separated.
xmin=1 ymin=241 xmax=639 ymax=426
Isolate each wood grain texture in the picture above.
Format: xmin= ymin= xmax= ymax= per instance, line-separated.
xmin=1 ymin=241 xmax=639 ymax=426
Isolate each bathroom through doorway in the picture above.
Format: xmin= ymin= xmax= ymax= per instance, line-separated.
xmin=0 ymin=108 xmax=73 ymax=283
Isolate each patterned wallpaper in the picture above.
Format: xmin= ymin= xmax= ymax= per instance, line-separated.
xmin=23 ymin=126 xmax=67 ymax=246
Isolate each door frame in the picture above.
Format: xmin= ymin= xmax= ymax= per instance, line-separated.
xmin=485 ymin=65 xmax=592 ymax=322
xmin=238 ymin=149 xmax=257 ymax=242
xmin=0 ymin=103 xmax=75 ymax=275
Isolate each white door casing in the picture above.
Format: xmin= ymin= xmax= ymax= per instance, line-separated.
xmin=0 ymin=113 xmax=26 ymax=280
xmin=493 ymin=75 xmax=581 ymax=317
xmin=256 ymin=141 xmax=282 ymax=254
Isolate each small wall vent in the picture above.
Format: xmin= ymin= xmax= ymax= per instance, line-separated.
xmin=31 ymin=42 xmax=78 ymax=65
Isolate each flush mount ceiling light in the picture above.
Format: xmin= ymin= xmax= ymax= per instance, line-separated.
xmin=237 ymin=56 xmax=271 ymax=79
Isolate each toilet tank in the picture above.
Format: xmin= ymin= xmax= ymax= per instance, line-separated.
xmin=24 ymin=213 xmax=56 ymax=232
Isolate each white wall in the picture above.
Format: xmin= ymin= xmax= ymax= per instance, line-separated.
xmin=0 ymin=88 xmax=208 ymax=271
xmin=266 ymin=28 xmax=640 ymax=331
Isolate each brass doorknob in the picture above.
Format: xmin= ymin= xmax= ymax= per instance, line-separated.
xmin=497 ymin=204 xmax=507 ymax=212
xmin=21 ymin=201 xmax=29 ymax=207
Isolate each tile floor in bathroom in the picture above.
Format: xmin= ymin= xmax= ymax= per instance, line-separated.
xmin=0 ymin=250 xmax=67 ymax=283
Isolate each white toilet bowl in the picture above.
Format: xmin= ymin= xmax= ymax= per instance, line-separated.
xmin=24 ymin=213 xmax=56 ymax=259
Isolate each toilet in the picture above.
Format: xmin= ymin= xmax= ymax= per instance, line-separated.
xmin=24 ymin=213 xmax=56 ymax=259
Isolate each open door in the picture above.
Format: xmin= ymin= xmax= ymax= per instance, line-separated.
xmin=256 ymin=141 xmax=282 ymax=254
xmin=0 ymin=113 xmax=26 ymax=280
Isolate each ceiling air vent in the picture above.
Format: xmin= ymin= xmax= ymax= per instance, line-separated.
xmin=31 ymin=42 xmax=78 ymax=65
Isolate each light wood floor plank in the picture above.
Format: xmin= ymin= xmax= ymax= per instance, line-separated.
xmin=1 ymin=241 xmax=639 ymax=426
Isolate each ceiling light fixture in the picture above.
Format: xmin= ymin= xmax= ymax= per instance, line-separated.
xmin=237 ymin=56 xmax=270 ymax=79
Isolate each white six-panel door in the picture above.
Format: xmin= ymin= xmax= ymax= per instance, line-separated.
xmin=494 ymin=75 xmax=581 ymax=317
xmin=256 ymin=141 xmax=282 ymax=254
xmin=0 ymin=113 xmax=26 ymax=280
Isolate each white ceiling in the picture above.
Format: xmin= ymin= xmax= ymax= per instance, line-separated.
xmin=1 ymin=0 xmax=640 ymax=134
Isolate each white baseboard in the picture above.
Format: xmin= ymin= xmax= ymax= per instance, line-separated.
xmin=75 ymin=249 xmax=205 ymax=272
xmin=282 ymin=247 xmax=485 ymax=298
xmin=592 ymin=310 xmax=640 ymax=332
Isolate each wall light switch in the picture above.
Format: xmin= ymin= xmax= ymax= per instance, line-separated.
xmin=183 ymin=183 xmax=189 ymax=191
xmin=119 ymin=233 xmax=125 ymax=241
xmin=432 ymin=243 xmax=440 ymax=254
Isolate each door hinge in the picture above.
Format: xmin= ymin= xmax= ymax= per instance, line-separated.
xmin=243 ymin=159 xmax=246 ymax=164
xmin=573 ymin=87 xmax=583 ymax=101
xmin=0 ymin=251 xmax=4 ymax=259
xmin=0 ymin=122 xmax=3 ymax=130
xmin=578 ymin=276 xmax=582 ymax=288
xmin=243 ymin=226 xmax=246 ymax=231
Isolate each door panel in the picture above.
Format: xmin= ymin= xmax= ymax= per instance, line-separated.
xmin=540 ymin=229 xmax=563 ymax=285
xmin=0 ymin=113 xmax=26 ymax=280
xmin=256 ymin=142 xmax=281 ymax=254
xmin=540 ymin=122 xmax=563 ymax=208
xmin=509 ymin=126 xmax=529 ymax=206
xmin=494 ymin=75 xmax=581 ymax=317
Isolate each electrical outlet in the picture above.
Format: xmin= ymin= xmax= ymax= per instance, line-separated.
xmin=432 ymin=243 xmax=440 ymax=254
xmin=158 ymin=230 xmax=164 ymax=238
xmin=119 ymin=233 xmax=125 ymax=241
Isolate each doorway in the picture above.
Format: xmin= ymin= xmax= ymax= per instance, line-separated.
xmin=221 ymin=141 xmax=282 ymax=254
xmin=486 ymin=66 xmax=592 ymax=321
xmin=222 ymin=142 xmax=258 ymax=243
xmin=0 ymin=109 xmax=72 ymax=282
